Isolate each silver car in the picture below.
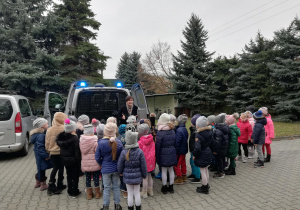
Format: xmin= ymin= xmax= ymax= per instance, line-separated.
xmin=0 ymin=94 xmax=36 ymax=156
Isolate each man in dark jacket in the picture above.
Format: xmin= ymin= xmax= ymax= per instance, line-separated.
xmin=56 ymin=119 xmax=81 ymax=198
xmin=118 ymin=96 xmax=138 ymax=125
xmin=251 ymin=110 xmax=267 ymax=168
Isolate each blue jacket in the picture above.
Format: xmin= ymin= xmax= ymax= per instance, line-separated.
xmin=214 ymin=123 xmax=229 ymax=156
xmin=118 ymin=148 xmax=147 ymax=185
xmin=175 ymin=124 xmax=189 ymax=155
xmin=95 ymin=138 xmax=123 ymax=174
xmin=155 ymin=128 xmax=177 ymax=167
xmin=193 ymin=126 xmax=213 ymax=168
xmin=30 ymin=128 xmax=52 ymax=172
xmin=251 ymin=118 xmax=267 ymax=144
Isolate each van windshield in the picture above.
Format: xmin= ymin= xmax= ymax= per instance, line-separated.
xmin=76 ymin=90 xmax=128 ymax=121
xmin=0 ymin=99 xmax=13 ymax=121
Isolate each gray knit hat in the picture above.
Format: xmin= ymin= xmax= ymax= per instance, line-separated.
xmin=207 ymin=115 xmax=216 ymax=125
xmin=125 ymin=130 xmax=139 ymax=149
xmin=215 ymin=113 xmax=226 ymax=124
xmin=69 ymin=115 xmax=77 ymax=123
xmin=84 ymin=124 xmax=94 ymax=135
xmin=33 ymin=118 xmax=48 ymax=128
xmin=138 ymin=123 xmax=150 ymax=136
xmin=96 ymin=124 xmax=105 ymax=139
xmin=169 ymin=114 xmax=176 ymax=124
xmin=78 ymin=114 xmax=90 ymax=125
xmin=64 ymin=119 xmax=77 ymax=133
xmin=127 ymin=115 xmax=136 ymax=124
xmin=177 ymin=114 xmax=188 ymax=125
xmin=196 ymin=116 xmax=208 ymax=129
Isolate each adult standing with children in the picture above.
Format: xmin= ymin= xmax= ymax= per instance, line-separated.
xmin=118 ymin=96 xmax=138 ymax=125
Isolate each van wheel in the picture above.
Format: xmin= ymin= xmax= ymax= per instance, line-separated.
xmin=19 ymin=135 xmax=29 ymax=157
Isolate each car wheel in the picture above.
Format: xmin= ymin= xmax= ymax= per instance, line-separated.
xmin=19 ymin=135 xmax=29 ymax=157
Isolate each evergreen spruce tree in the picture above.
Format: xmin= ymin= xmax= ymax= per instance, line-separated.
xmin=268 ymin=17 xmax=300 ymax=121
xmin=116 ymin=52 xmax=141 ymax=89
xmin=53 ymin=0 xmax=108 ymax=84
xmin=0 ymin=0 xmax=63 ymax=97
xmin=172 ymin=13 xmax=214 ymax=113
xmin=227 ymin=32 xmax=275 ymax=112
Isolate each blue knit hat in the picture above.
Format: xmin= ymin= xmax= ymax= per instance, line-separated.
xmin=118 ymin=124 xmax=127 ymax=135
xmin=254 ymin=110 xmax=264 ymax=119
xmin=191 ymin=114 xmax=201 ymax=126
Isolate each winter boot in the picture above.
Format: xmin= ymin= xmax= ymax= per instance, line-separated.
xmin=86 ymin=188 xmax=93 ymax=200
xmin=40 ymin=181 xmax=48 ymax=191
xmin=35 ymin=180 xmax=41 ymax=188
xmin=242 ymin=156 xmax=248 ymax=163
xmin=174 ymin=176 xmax=183 ymax=185
xmin=168 ymin=184 xmax=174 ymax=194
xmin=182 ymin=175 xmax=188 ymax=182
xmin=128 ymin=207 xmax=134 ymax=210
xmin=254 ymin=160 xmax=264 ymax=168
xmin=225 ymin=167 xmax=236 ymax=175
xmin=136 ymin=205 xmax=141 ymax=210
xmin=47 ymin=182 xmax=61 ymax=195
xmin=141 ymin=190 xmax=148 ymax=198
xmin=94 ymin=187 xmax=102 ymax=199
xmin=57 ymin=182 xmax=67 ymax=191
xmin=265 ymin=154 xmax=271 ymax=162
xmin=147 ymin=188 xmax=154 ymax=197
xmin=100 ymin=206 xmax=109 ymax=210
xmin=161 ymin=185 xmax=168 ymax=194
xmin=196 ymin=185 xmax=209 ymax=194
xmin=114 ymin=203 xmax=122 ymax=210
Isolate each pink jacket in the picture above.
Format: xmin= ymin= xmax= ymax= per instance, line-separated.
xmin=237 ymin=119 xmax=252 ymax=144
xmin=80 ymin=135 xmax=101 ymax=172
xmin=138 ymin=134 xmax=156 ymax=172
xmin=265 ymin=115 xmax=275 ymax=144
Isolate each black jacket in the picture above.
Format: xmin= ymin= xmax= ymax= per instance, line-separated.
xmin=214 ymin=123 xmax=230 ymax=156
xmin=118 ymin=105 xmax=138 ymax=125
xmin=251 ymin=118 xmax=267 ymax=144
xmin=56 ymin=132 xmax=81 ymax=167
xmin=189 ymin=126 xmax=196 ymax=153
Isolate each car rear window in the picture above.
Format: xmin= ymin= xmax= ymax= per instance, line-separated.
xmin=76 ymin=90 xmax=127 ymax=121
xmin=0 ymin=99 xmax=13 ymax=121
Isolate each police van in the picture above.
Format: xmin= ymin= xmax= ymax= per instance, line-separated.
xmin=44 ymin=81 xmax=149 ymax=126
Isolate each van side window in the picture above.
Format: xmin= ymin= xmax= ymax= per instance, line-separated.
xmin=0 ymin=99 xmax=13 ymax=121
xmin=19 ymin=99 xmax=32 ymax=117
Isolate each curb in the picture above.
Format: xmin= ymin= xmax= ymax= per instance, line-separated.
xmin=273 ymin=135 xmax=300 ymax=141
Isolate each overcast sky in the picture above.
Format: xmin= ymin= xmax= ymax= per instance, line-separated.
xmin=90 ymin=0 xmax=300 ymax=79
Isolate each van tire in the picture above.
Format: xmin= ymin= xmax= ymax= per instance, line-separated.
xmin=19 ymin=135 xmax=29 ymax=157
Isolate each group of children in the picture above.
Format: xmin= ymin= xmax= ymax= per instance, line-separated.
xmin=30 ymin=105 xmax=274 ymax=210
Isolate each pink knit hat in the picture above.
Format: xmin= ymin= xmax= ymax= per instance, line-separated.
xmin=259 ymin=107 xmax=268 ymax=115
xmin=225 ymin=113 xmax=239 ymax=126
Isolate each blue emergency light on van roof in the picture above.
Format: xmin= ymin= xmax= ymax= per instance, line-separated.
xmin=80 ymin=82 xmax=87 ymax=87
xmin=116 ymin=82 xmax=122 ymax=88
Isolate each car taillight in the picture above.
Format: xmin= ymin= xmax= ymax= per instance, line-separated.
xmin=15 ymin=112 xmax=22 ymax=133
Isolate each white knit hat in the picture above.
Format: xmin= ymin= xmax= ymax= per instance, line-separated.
xmin=33 ymin=118 xmax=48 ymax=128
xmin=196 ymin=116 xmax=208 ymax=129
xmin=83 ymin=124 xmax=94 ymax=135
xmin=157 ymin=113 xmax=170 ymax=126
xmin=78 ymin=114 xmax=90 ymax=125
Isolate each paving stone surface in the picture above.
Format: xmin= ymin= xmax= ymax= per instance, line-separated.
xmin=1 ymin=139 xmax=300 ymax=210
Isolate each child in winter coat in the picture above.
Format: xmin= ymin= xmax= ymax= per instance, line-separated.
xmin=155 ymin=113 xmax=177 ymax=194
xmin=138 ymin=123 xmax=155 ymax=198
xmin=96 ymin=124 xmax=105 ymax=141
xmin=45 ymin=112 xmax=68 ymax=195
xmin=31 ymin=118 xmax=52 ymax=191
xmin=245 ymin=111 xmax=255 ymax=158
xmin=236 ymin=113 xmax=253 ymax=163
xmin=252 ymin=110 xmax=267 ymax=168
xmin=174 ymin=114 xmax=189 ymax=185
xmin=92 ymin=118 xmax=100 ymax=135
xmin=149 ymin=113 xmax=157 ymax=141
xmin=188 ymin=114 xmax=201 ymax=183
xmin=213 ymin=114 xmax=229 ymax=178
xmin=95 ymin=122 xmax=123 ymax=210
xmin=193 ymin=116 xmax=213 ymax=194
xmin=56 ymin=119 xmax=81 ymax=198
xmin=117 ymin=124 xmax=128 ymax=198
xmin=225 ymin=113 xmax=241 ymax=175
xmin=259 ymin=107 xmax=275 ymax=162
xmin=118 ymin=131 xmax=147 ymax=210
xmin=80 ymin=124 xmax=102 ymax=200
xmin=76 ymin=114 xmax=90 ymax=138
